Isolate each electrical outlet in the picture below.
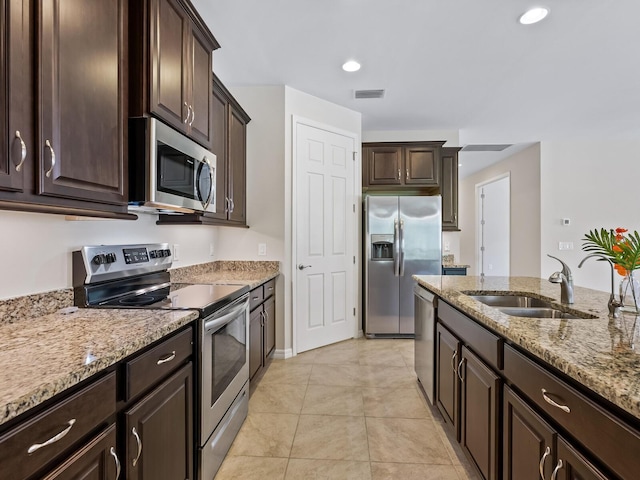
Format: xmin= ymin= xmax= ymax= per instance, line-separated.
xmin=258 ymin=243 xmax=267 ymax=256
xmin=173 ymin=244 xmax=180 ymax=261
xmin=558 ymin=242 xmax=574 ymax=251
xmin=209 ymin=243 xmax=215 ymax=256
xmin=444 ymin=241 xmax=451 ymax=252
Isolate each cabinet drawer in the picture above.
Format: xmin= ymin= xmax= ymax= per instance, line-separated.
xmin=0 ymin=372 xmax=116 ymax=480
xmin=125 ymin=327 xmax=193 ymax=401
xmin=263 ymin=279 xmax=276 ymax=299
xmin=249 ymin=285 xmax=264 ymax=311
xmin=504 ymin=344 xmax=640 ymax=480
xmin=439 ymin=302 xmax=503 ymax=370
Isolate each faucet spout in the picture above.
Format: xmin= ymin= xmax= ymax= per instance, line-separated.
xmin=547 ymin=254 xmax=574 ymax=304
xmin=578 ymin=254 xmax=621 ymax=317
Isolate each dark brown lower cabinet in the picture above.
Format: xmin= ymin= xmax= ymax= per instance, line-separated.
xmin=249 ymin=279 xmax=277 ymax=385
xmin=124 ymin=363 xmax=193 ymax=480
xmin=249 ymin=307 xmax=263 ymax=379
xmin=264 ymin=295 xmax=275 ymax=359
xmin=435 ymin=323 xmax=460 ymax=438
xmin=554 ymin=437 xmax=608 ymax=480
xmin=503 ymin=385 xmax=556 ymax=480
xmin=460 ymin=346 xmax=500 ymax=480
xmin=41 ymin=425 xmax=118 ymax=480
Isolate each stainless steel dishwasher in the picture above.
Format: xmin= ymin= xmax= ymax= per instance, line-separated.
xmin=414 ymin=285 xmax=436 ymax=404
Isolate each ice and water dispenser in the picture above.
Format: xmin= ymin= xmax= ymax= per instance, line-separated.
xmin=371 ymin=234 xmax=394 ymax=260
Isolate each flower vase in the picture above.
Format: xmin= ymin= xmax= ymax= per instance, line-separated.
xmin=620 ymin=271 xmax=640 ymax=314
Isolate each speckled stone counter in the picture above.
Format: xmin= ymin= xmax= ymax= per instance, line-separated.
xmin=171 ymin=260 xmax=280 ymax=289
xmin=0 ymin=305 xmax=198 ymax=427
xmin=414 ymin=275 xmax=640 ymax=419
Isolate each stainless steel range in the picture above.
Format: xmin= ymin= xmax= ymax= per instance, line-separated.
xmin=73 ymin=243 xmax=250 ymax=480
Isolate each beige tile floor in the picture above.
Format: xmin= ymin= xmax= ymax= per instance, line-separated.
xmin=215 ymin=338 xmax=479 ymax=480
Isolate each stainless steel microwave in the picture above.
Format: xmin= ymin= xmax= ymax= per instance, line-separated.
xmin=128 ymin=117 xmax=216 ymax=214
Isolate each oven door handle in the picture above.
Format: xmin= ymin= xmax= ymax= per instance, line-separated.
xmin=204 ymin=300 xmax=248 ymax=334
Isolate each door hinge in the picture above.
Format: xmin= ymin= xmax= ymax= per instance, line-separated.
xmin=353 ymin=256 xmax=356 ymax=264
xmin=480 ymin=193 xmax=485 ymax=199
xmin=353 ymin=307 xmax=356 ymax=316
xmin=352 ymin=151 xmax=357 ymax=161
xmin=353 ymin=204 xmax=356 ymax=213
xmin=480 ymin=246 xmax=485 ymax=251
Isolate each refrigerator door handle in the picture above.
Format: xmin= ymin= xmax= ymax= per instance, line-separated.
xmin=399 ymin=219 xmax=405 ymax=276
xmin=393 ymin=219 xmax=400 ymax=276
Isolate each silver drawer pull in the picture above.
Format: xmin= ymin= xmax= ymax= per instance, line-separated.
xmin=450 ymin=350 xmax=457 ymax=373
xmin=541 ymin=389 xmax=571 ymax=413
xmin=156 ymin=351 xmax=176 ymax=365
xmin=550 ymin=459 xmax=563 ymax=480
xmin=27 ymin=419 xmax=76 ymax=454
xmin=45 ymin=140 xmax=56 ymax=178
xmin=110 ymin=446 xmax=121 ymax=479
xmin=15 ymin=131 xmax=26 ymax=172
xmin=268 ymin=286 xmax=274 ymax=291
xmin=132 ymin=427 xmax=143 ymax=466
xmin=252 ymin=296 xmax=260 ymax=300
xmin=189 ymin=105 xmax=195 ymax=126
xmin=539 ymin=446 xmax=550 ymax=480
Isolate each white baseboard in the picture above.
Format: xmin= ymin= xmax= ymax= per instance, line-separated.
xmin=356 ymin=329 xmax=364 ymax=338
xmin=272 ymin=348 xmax=293 ymax=360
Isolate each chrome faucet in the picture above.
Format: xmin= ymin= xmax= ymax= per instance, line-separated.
xmin=547 ymin=254 xmax=574 ymax=304
xmin=578 ymin=254 xmax=621 ymax=317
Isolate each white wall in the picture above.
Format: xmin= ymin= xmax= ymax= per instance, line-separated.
xmin=540 ymin=139 xmax=640 ymax=293
xmin=0 ymin=210 xmax=219 ymax=300
xmin=459 ymin=143 xmax=541 ymax=277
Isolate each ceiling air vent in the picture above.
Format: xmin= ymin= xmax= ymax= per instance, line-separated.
xmin=461 ymin=144 xmax=513 ymax=152
xmin=354 ymin=89 xmax=385 ymax=99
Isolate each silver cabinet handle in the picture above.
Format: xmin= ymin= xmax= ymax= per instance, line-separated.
xmin=550 ymin=459 xmax=563 ymax=480
xmin=539 ymin=446 xmax=551 ymax=480
xmin=225 ymin=197 xmax=230 ymax=213
xmin=298 ymin=264 xmax=312 ymax=270
xmin=14 ymin=131 xmax=26 ymax=172
xmin=184 ymin=102 xmax=191 ymax=124
xmin=45 ymin=140 xmax=56 ymax=178
xmin=110 ymin=447 xmax=121 ymax=480
xmin=230 ymin=197 xmax=235 ymax=213
xmin=397 ymin=168 xmax=401 ymax=180
xmin=201 ymin=156 xmax=215 ymax=210
xmin=156 ymin=351 xmax=176 ymax=365
xmin=406 ymin=168 xmax=409 ymax=181
xmin=28 ymin=419 xmax=76 ymax=454
xmin=450 ymin=350 xmax=457 ymax=373
xmin=260 ymin=311 xmax=265 ymax=327
xmin=189 ymin=105 xmax=195 ymax=126
xmin=457 ymin=358 xmax=465 ymax=382
xmin=541 ymin=389 xmax=571 ymax=413
xmin=131 ymin=427 xmax=143 ymax=467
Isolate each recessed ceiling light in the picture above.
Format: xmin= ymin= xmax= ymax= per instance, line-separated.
xmin=519 ymin=7 xmax=549 ymax=25
xmin=342 ymin=60 xmax=361 ymax=72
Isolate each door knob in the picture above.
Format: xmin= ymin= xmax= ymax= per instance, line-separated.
xmin=298 ymin=264 xmax=312 ymax=270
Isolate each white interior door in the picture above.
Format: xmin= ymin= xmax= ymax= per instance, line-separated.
xmin=294 ymin=120 xmax=356 ymax=353
xmin=477 ymin=175 xmax=510 ymax=276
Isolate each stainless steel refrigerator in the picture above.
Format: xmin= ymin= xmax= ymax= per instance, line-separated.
xmin=365 ymin=195 xmax=442 ymax=336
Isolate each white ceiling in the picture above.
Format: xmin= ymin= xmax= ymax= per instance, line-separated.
xmin=192 ymin=0 xmax=640 ymax=175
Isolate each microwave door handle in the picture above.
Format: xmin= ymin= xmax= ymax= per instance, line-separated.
xmin=199 ymin=156 xmax=215 ymax=210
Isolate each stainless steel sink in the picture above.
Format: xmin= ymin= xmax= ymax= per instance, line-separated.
xmin=465 ymin=293 xmax=597 ymax=319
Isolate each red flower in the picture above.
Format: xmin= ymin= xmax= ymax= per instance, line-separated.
xmin=615 ymin=264 xmax=628 ymax=276
xmin=613 ymin=245 xmax=623 ymax=252
xmin=616 ymin=227 xmax=628 ymax=234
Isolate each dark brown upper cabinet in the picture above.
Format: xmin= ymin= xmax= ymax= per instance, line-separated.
xmin=131 ymin=0 xmax=219 ymax=150
xmin=0 ymin=0 xmax=132 ymax=218
xmin=441 ymin=147 xmax=461 ymax=231
xmin=362 ymin=141 xmax=445 ymax=189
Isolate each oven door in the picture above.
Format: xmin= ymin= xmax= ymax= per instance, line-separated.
xmin=200 ymin=294 xmax=249 ymax=444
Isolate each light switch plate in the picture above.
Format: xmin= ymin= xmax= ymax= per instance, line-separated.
xmin=258 ymin=243 xmax=267 ymax=256
xmin=558 ymin=241 xmax=574 ymax=251
xmin=173 ymin=244 xmax=180 ymax=260
xmin=209 ymin=243 xmax=215 ymax=256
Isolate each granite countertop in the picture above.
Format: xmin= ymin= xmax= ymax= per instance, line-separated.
xmin=414 ymin=275 xmax=640 ymax=419
xmin=0 ymin=260 xmax=280 ymax=428
xmin=0 ymin=307 xmax=198 ymax=426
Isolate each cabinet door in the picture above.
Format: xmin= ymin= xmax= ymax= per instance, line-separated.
xmin=228 ymin=105 xmax=247 ymax=224
xmin=124 ymin=363 xmax=193 ymax=480
xmin=555 ymin=437 xmax=609 ymax=480
xmin=460 ymin=346 xmax=500 ymax=480
xmin=441 ymin=148 xmax=459 ymax=230
xmin=404 ymin=145 xmax=439 ymax=185
xmin=264 ymin=295 xmax=276 ymax=361
xmin=38 ymin=0 xmax=126 ymax=205
xmin=209 ymin=80 xmax=229 ymax=220
xmin=187 ymin=24 xmax=213 ymax=148
xmin=503 ymin=385 xmax=556 ymax=480
xmin=366 ymin=146 xmax=402 ymax=185
xmin=249 ymin=308 xmax=263 ymax=379
xmin=41 ymin=425 xmax=118 ymax=480
xmin=0 ymin=0 xmax=30 ymax=193
xmin=149 ymin=0 xmax=189 ymax=132
xmin=435 ymin=323 xmax=460 ymax=439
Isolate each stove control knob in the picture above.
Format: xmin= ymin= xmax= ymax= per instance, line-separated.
xmin=92 ymin=254 xmax=107 ymax=265
xmin=106 ymin=253 xmax=117 ymax=263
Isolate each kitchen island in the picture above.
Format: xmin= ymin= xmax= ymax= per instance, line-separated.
xmin=415 ymin=275 xmax=640 ymax=480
